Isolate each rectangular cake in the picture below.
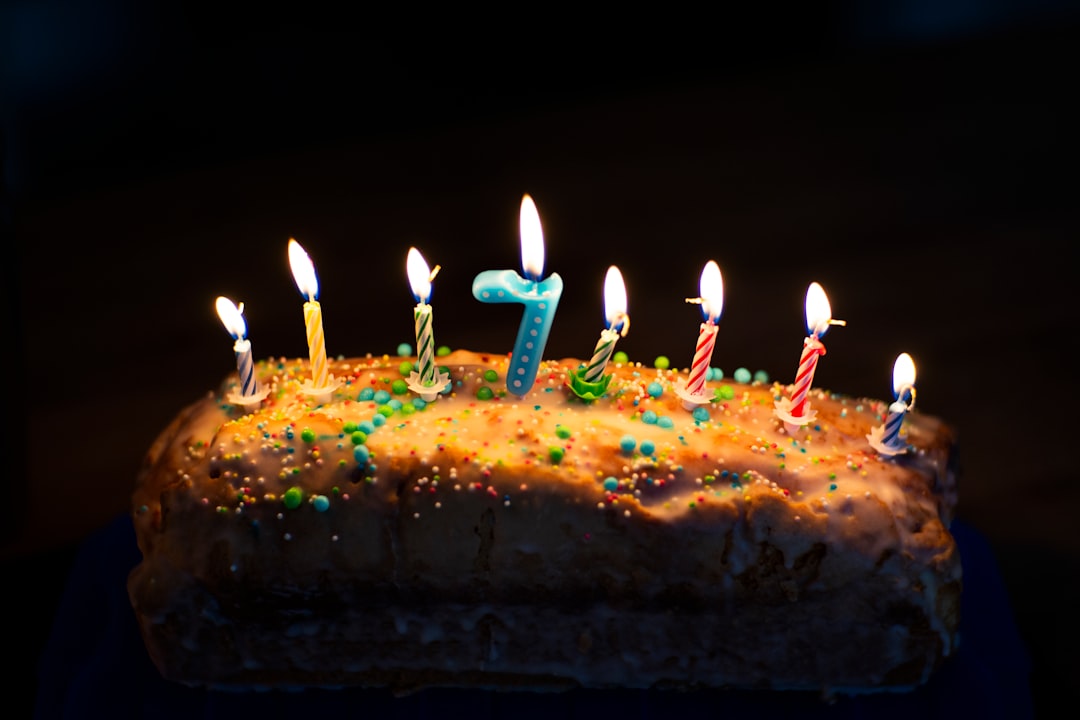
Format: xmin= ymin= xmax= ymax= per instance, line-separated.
xmin=127 ymin=350 xmax=961 ymax=694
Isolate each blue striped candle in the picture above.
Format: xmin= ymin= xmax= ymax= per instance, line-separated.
xmin=215 ymin=296 xmax=259 ymax=398
xmin=867 ymin=352 xmax=917 ymax=455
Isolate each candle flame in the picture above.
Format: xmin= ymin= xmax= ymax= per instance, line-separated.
xmin=698 ymin=260 xmax=724 ymax=322
xmin=288 ymin=238 xmax=319 ymax=301
xmin=215 ymin=296 xmax=247 ymax=340
xmin=804 ymin=281 xmax=834 ymax=336
xmin=519 ymin=194 xmax=545 ymax=281
xmin=603 ymin=265 xmax=628 ymax=332
xmin=407 ymin=246 xmax=434 ymax=303
xmin=892 ymin=352 xmax=917 ymax=398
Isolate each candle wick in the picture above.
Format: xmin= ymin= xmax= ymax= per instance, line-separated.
xmin=685 ymin=297 xmax=703 ymax=305
xmin=829 ymin=318 xmax=847 ymax=327
xmin=428 ymin=265 xmax=441 ymax=283
xmin=613 ymin=313 xmax=631 ymax=337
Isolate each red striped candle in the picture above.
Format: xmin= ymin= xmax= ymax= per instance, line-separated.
xmin=774 ymin=281 xmax=844 ymax=431
xmin=677 ymin=261 xmax=724 ymax=410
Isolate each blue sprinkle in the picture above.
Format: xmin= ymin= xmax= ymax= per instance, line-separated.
xmin=357 ymin=387 xmax=375 ymax=401
xmin=603 ymin=477 xmax=619 ymax=491
xmin=734 ymin=367 xmax=752 ymax=383
xmin=373 ymin=390 xmax=391 ymax=404
xmin=372 ymin=414 xmax=386 ymax=427
xmin=388 ymin=399 xmax=403 ymax=410
xmin=829 ymin=483 xmax=838 ymax=491
xmin=619 ymin=435 xmax=637 ymax=454
xmin=709 ymin=367 xmax=724 ymax=381
xmin=646 ymin=381 xmax=663 ymax=398
xmin=412 ymin=397 xmax=427 ymax=410
xmin=640 ymin=439 xmax=656 ymax=455
xmin=397 ymin=342 xmax=413 ymax=356
xmin=720 ymin=470 xmax=730 ymax=478
xmin=359 ymin=420 xmax=375 ymax=434
xmin=753 ymin=369 xmax=769 ymax=383
xmin=692 ymin=406 xmax=710 ymax=422
xmin=641 ymin=410 xmax=658 ymax=424
xmin=657 ymin=416 xmax=675 ymax=429
xmin=353 ymin=445 xmax=370 ymax=463
xmin=313 ymin=495 xmax=330 ymax=512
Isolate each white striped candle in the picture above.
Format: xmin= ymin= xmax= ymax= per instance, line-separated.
xmin=215 ymin=296 xmax=259 ymax=397
xmin=583 ymin=266 xmax=628 ymax=382
xmin=782 ymin=282 xmax=842 ymax=422
xmin=289 ymin=238 xmax=330 ymax=390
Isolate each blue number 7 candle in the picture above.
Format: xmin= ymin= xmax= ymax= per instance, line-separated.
xmin=472 ymin=194 xmax=564 ymax=397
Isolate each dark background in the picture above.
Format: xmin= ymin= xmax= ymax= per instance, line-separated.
xmin=3 ymin=2 xmax=1077 ymax=717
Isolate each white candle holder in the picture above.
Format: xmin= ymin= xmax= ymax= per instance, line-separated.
xmin=300 ymin=375 xmax=342 ymax=405
xmin=773 ymin=396 xmax=817 ymax=435
xmin=866 ymin=424 xmax=909 ymax=456
xmin=226 ymin=387 xmax=271 ymax=407
xmin=407 ymin=369 xmax=451 ymax=402
xmin=675 ymin=379 xmax=713 ymax=411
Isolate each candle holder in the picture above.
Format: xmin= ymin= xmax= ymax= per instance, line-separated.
xmin=406 ymin=369 xmax=452 ymax=402
xmin=299 ymin=376 xmax=342 ymax=405
xmin=567 ymin=367 xmax=614 ymax=401
xmin=773 ymin=395 xmax=818 ymax=435
xmin=866 ymin=422 xmax=910 ymax=456
xmin=675 ymin=380 xmax=714 ymax=411
xmin=226 ymin=386 xmax=271 ymax=407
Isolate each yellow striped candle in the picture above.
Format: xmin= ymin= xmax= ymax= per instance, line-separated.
xmin=288 ymin=238 xmax=329 ymax=390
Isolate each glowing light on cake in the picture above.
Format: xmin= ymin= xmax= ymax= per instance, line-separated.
xmin=472 ymin=194 xmax=564 ymax=397
xmin=583 ymin=266 xmax=629 ymax=382
xmin=774 ymin=281 xmax=846 ymax=433
xmin=288 ymin=238 xmax=340 ymax=402
xmin=868 ymin=352 xmax=918 ymax=456
xmin=214 ymin=296 xmax=270 ymax=407
xmin=405 ymin=246 xmax=451 ymax=401
xmin=676 ymin=260 xmax=724 ymax=410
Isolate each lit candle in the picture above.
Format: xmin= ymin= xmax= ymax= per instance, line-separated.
xmin=288 ymin=238 xmax=339 ymax=401
xmin=214 ymin=296 xmax=270 ymax=406
xmin=405 ymin=247 xmax=451 ymax=401
xmin=867 ymin=352 xmax=917 ymax=456
xmin=472 ymin=194 xmax=564 ymax=397
xmin=675 ymin=260 xmax=724 ymax=410
xmin=774 ymin=281 xmax=845 ymax=432
xmin=582 ymin=266 xmax=629 ymax=382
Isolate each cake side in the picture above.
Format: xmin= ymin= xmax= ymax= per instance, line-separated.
xmin=128 ymin=350 xmax=961 ymax=693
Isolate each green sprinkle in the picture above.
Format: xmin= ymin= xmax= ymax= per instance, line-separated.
xmin=377 ymin=404 xmax=395 ymax=417
xmin=300 ymin=428 xmax=315 ymax=443
xmin=483 ymin=369 xmax=498 ymax=382
xmin=398 ymin=361 xmax=413 ymax=376
xmin=654 ymin=356 xmax=670 ymax=370
xmin=613 ymin=350 xmax=629 ymax=364
xmin=400 ymin=403 xmax=416 ymax=416
xmin=351 ymin=431 xmax=367 ymax=445
xmin=391 ymin=379 xmax=409 ymax=395
xmin=343 ymin=421 xmax=357 ymax=433
xmin=476 ymin=386 xmax=494 ymax=400
xmin=436 ymin=345 xmax=452 ymax=357
xmin=549 ymin=447 xmax=565 ymax=464
xmin=283 ymin=487 xmax=303 ymax=510
xmin=555 ymin=424 xmax=572 ymax=439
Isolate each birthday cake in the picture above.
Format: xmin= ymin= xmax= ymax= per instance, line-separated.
xmin=127 ymin=348 xmax=961 ymax=695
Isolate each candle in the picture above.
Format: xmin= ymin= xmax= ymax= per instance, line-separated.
xmin=472 ymin=194 xmax=564 ymax=397
xmin=583 ymin=266 xmax=629 ymax=382
xmin=214 ymin=296 xmax=270 ymax=406
xmin=675 ymin=260 xmax=724 ymax=410
xmin=773 ymin=281 xmax=845 ymax=432
xmin=288 ymin=238 xmax=339 ymax=400
xmin=405 ymin=247 xmax=451 ymax=401
xmin=867 ymin=352 xmax=917 ymax=455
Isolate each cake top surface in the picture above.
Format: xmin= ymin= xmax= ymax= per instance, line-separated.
xmin=133 ymin=349 xmax=957 ymax=572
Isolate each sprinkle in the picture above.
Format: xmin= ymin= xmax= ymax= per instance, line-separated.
xmin=657 ymin=416 xmax=675 ymax=429
xmin=359 ymin=420 xmax=376 ymax=434
xmin=397 ymin=343 xmax=413 ymax=356
xmin=640 ymin=439 xmax=656 ymax=456
xmin=549 ymin=447 xmax=565 ymax=464
xmin=476 ymin=386 xmax=495 ymax=400
xmin=483 ymin=369 xmax=499 ymax=382
xmin=372 ymin=414 xmax=386 ymax=427
xmin=436 ymin=345 xmax=451 ymax=357
xmin=351 ymin=431 xmax=367 ymax=445
xmin=312 ymin=495 xmax=330 ymax=512
xmin=354 ymin=445 xmax=370 ymax=463
xmin=397 ymin=361 xmax=413 ymax=376
xmin=733 ymin=367 xmax=751 ymax=383
xmin=373 ymin=389 xmax=391 ymax=404
xmin=646 ymin=382 xmax=663 ymax=398
xmin=613 ymin=350 xmax=629 ymax=364
xmin=357 ymin=387 xmax=375 ymax=401
xmin=619 ymin=435 xmax=636 ymax=454
xmin=753 ymin=369 xmax=770 ymax=383
xmin=300 ymin=428 xmax=315 ymax=443
xmin=283 ymin=486 xmax=303 ymax=510
xmin=654 ymin=356 xmax=670 ymax=370
xmin=641 ymin=410 xmax=658 ymax=424
xmin=692 ymin=407 xmax=710 ymax=423
xmin=603 ymin=477 xmax=619 ymax=491
xmin=555 ymin=424 xmax=572 ymax=440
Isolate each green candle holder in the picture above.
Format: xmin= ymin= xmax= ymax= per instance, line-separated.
xmin=567 ymin=366 xmax=613 ymax=401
